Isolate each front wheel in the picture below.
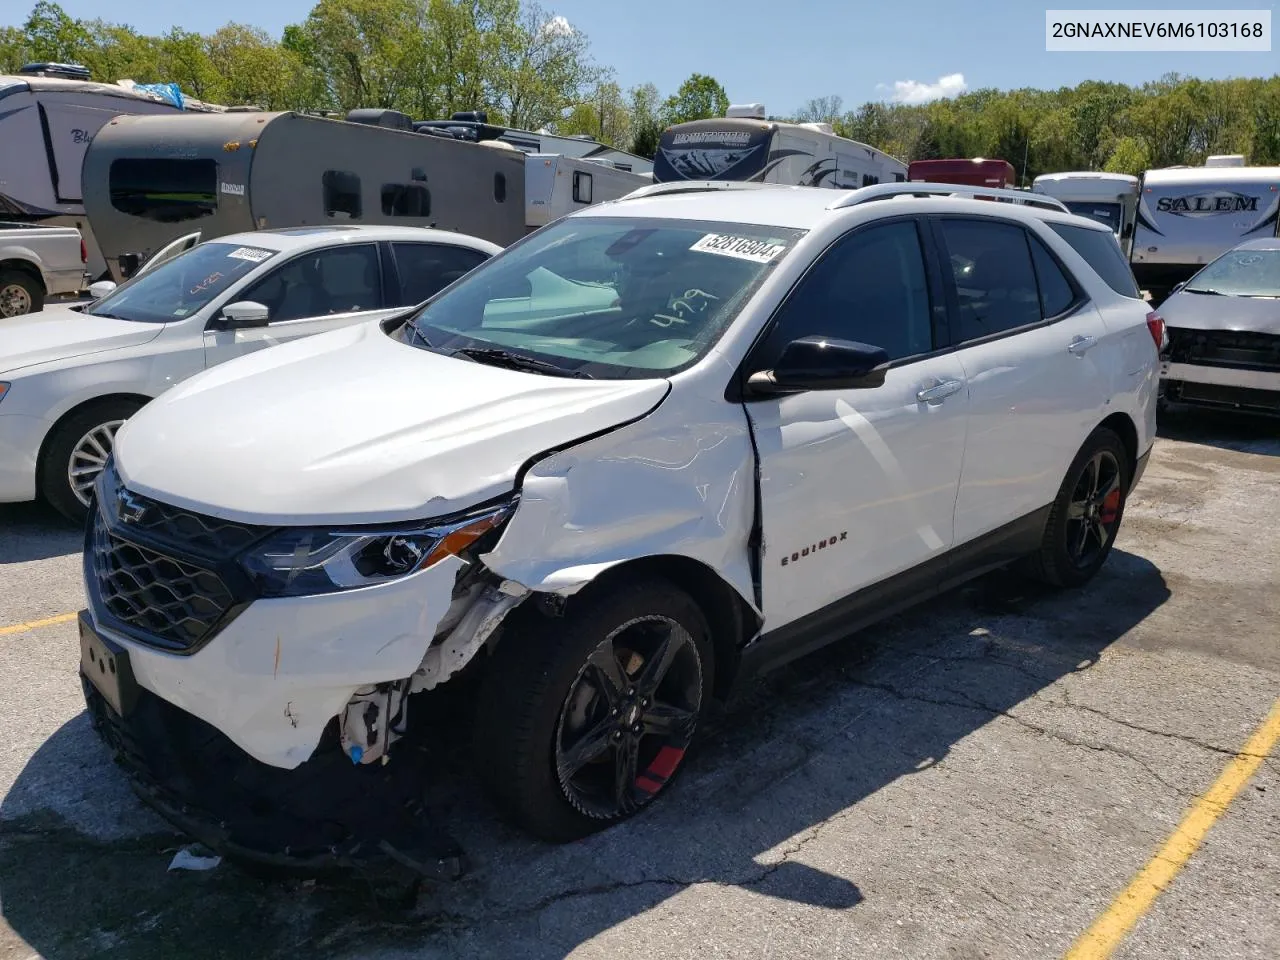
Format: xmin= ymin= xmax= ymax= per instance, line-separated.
xmin=40 ymin=399 xmax=143 ymax=524
xmin=1026 ymin=426 xmax=1132 ymax=588
xmin=473 ymin=579 xmax=713 ymax=842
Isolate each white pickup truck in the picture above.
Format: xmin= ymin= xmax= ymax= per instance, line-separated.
xmin=0 ymin=222 xmax=87 ymax=317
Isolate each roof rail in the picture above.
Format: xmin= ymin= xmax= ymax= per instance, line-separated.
xmin=617 ymin=180 xmax=782 ymax=202
xmin=829 ymin=182 xmax=1070 ymax=213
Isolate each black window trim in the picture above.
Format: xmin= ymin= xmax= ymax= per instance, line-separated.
xmin=384 ymin=239 xmax=490 ymax=307
xmin=206 ymin=241 xmax=386 ymax=330
xmin=927 ymin=213 xmax=1093 ymax=354
xmin=728 ymin=213 xmax=951 ymax=403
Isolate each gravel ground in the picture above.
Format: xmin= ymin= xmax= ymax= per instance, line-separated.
xmin=0 ymin=405 xmax=1276 ymax=960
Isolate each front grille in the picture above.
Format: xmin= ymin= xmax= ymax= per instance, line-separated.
xmin=86 ymin=463 xmax=273 ymax=654
xmin=1166 ymin=327 xmax=1280 ymax=372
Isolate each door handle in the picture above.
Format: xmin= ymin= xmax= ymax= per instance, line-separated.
xmin=916 ymin=378 xmax=965 ymax=404
xmin=1067 ymin=335 xmax=1098 ymax=355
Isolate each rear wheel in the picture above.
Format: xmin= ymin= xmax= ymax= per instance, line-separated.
xmin=1026 ymin=427 xmax=1131 ymax=588
xmin=473 ymin=579 xmax=713 ymax=842
xmin=40 ymin=399 xmax=143 ymax=524
xmin=0 ymin=270 xmax=42 ymax=317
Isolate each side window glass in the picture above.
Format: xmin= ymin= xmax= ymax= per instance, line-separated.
xmin=391 ymin=242 xmax=490 ymax=306
xmin=323 ymin=170 xmax=362 ymax=219
xmin=757 ymin=220 xmax=934 ymax=365
xmin=1029 ymin=234 xmax=1077 ymax=317
xmin=1047 ymin=222 xmax=1142 ymax=298
xmin=239 ymin=244 xmax=382 ymax=323
xmin=937 ymin=220 xmax=1042 ymax=342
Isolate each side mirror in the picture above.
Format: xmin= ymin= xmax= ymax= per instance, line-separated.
xmin=217 ymin=300 xmax=271 ymax=329
xmin=747 ymin=336 xmax=890 ymax=397
xmin=88 ymin=280 xmax=117 ymax=299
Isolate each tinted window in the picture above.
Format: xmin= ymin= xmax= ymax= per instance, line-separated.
xmin=938 ymin=220 xmax=1041 ymax=342
xmin=391 ymin=242 xmax=489 ymax=305
xmin=1029 ymin=235 xmax=1077 ymax=317
xmin=239 ymin=244 xmax=382 ymax=322
xmin=757 ymin=220 xmax=933 ymax=364
xmin=494 ymin=173 xmax=507 ymax=203
xmin=1048 ymin=222 xmax=1141 ymax=298
xmin=381 ymin=183 xmax=430 ymax=217
xmin=323 ymin=170 xmax=362 ymax=219
xmin=110 ymin=159 xmax=217 ymax=223
xmin=1063 ymin=200 xmax=1122 ymax=234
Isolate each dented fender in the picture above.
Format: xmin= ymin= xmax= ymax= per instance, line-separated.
xmin=480 ymin=383 xmax=759 ymax=612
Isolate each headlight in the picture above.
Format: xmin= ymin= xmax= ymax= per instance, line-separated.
xmin=240 ymin=501 xmax=515 ymax=598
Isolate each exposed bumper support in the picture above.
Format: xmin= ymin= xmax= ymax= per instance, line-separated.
xmin=1160 ymin=361 xmax=1280 ymax=392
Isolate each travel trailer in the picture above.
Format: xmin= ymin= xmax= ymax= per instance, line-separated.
xmin=651 ymin=104 xmax=906 ymax=188
xmin=1032 ymin=171 xmax=1140 ymax=255
xmin=1131 ymin=164 xmax=1280 ymax=300
xmin=82 ymin=110 xmax=529 ymax=282
xmin=0 ymin=63 xmax=234 ymax=282
xmin=416 ymin=112 xmax=654 ymax=174
xmin=524 ymin=153 xmax=651 ymax=228
xmin=908 ymin=158 xmax=1017 ymax=189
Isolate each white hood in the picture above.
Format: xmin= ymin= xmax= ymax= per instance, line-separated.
xmin=114 ymin=320 xmax=670 ymax=524
xmin=0 ymin=307 xmax=163 ymax=376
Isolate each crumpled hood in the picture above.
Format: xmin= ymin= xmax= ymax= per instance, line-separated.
xmin=0 ymin=306 xmax=163 ymax=376
xmin=1160 ymin=291 xmax=1280 ymax=334
xmin=114 ymin=320 xmax=670 ymax=524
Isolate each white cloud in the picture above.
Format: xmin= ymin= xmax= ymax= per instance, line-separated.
xmin=878 ymin=73 xmax=968 ymax=105
xmin=540 ymin=15 xmax=574 ymax=38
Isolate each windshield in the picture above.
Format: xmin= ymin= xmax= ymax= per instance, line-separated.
xmin=1184 ymin=248 xmax=1280 ymax=297
xmin=1064 ymin=201 xmax=1123 ymax=234
xmin=409 ymin=216 xmax=805 ymax=378
xmin=86 ymin=241 xmax=280 ymax=323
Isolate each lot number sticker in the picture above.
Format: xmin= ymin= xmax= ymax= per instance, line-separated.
xmin=690 ymin=233 xmax=788 ymax=263
xmin=226 ymin=247 xmax=273 ymax=263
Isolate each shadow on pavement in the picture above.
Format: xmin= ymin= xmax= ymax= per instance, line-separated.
xmin=0 ymin=551 xmax=1170 ymax=959
xmin=0 ymin=502 xmax=81 ymax=565
xmin=1158 ymin=404 xmax=1280 ymax=458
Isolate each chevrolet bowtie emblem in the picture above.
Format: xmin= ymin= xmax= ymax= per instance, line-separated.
xmin=117 ymin=489 xmax=148 ymax=524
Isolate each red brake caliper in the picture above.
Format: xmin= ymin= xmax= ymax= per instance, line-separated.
xmin=635 ymin=745 xmax=685 ymax=795
xmin=1100 ymin=489 xmax=1121 ymax=524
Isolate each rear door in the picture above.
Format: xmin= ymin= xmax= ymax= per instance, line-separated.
xmin=386 ymin=241 xmax=491 ymax=307
xmin=202 ymin=242 xmax=399 ymax=365
xmin=933 ymin=216 xmax=1112 ymax=545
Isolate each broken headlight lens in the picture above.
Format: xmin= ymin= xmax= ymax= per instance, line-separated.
xmin=240 ymin=501 xmax=514 ymax=598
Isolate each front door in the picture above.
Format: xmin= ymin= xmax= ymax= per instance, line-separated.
xmin=742 ymin=218 xmax=970 ymax=632
xmin=203 ymin=242 xmax=395 ymax=366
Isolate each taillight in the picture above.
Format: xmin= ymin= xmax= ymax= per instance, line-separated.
xmin=1145 ymin=310 xmax=1166 ymax=352
xmin=80 ymin=238 xmax=87 ymax=263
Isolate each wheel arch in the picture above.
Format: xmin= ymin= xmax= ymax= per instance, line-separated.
xmin=36 ymin=392 xmax=153 ymax=489
xmin=1097 ymin=411 xmax=1139 ymax=484
xmin=0 ymin=258 xmax=46 ymax=292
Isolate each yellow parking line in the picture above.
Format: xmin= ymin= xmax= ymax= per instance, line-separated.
xmin=0 ymin=612 xmax=78 ymax=636
xmin=1063 ymin=696 xmax=1280 ymax=960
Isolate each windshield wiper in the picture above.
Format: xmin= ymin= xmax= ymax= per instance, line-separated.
xmin=403 ymin=322 xmax=431 ymax=348
xmin=451 ymin=346 xmax=594 ymax=379
xmin=1183 ymin=287 xmax=1224 ymax=296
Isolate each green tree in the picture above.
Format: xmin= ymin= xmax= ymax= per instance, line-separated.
xmin=561 ymin=76 xmax=630 ymax=147
xmin=291 ymin=0 xmax=419 ymax=111
xmin=206 ymin=24 xmax=303 ymax=109
xmin=22 ymin=1 xmax=88 ymax=63
xmin=662 ymin=73 xmax=728 ymax=125
xmin=1103 ymin=136 xmax=1151 ymax=175
xmin=628 ymin=82 xmax=663 ymax=158
xmin=488 ymin=1 xmax=601 ymax=130
xmin=795 ymin=95 xmax=843 ymax=125
xmin=0 ymin=26 xmax=32 ymax=73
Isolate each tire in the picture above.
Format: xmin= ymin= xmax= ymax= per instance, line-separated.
xmin=473 ymin=578 xmax=714 ymax=842
xmin=1025 ymin=426 xmax=1132 ymax=588
xmin=0 ymin=269 xmax=43 ymax=318
xmin=40 ymin=398 xmax=143 ymax=524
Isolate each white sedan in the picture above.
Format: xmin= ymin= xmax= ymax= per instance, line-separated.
xmin=0 ymin=224 xmax=501 ymax=521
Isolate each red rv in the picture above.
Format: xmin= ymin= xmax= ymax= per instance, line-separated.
xmin=907 ymin=157 xmax=1017 ymax=188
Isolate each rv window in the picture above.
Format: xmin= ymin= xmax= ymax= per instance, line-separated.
xmin=238 ymin=243 xmax=382 ymax=322
xmin=757 ymin=220 xmax=934 ymax=363
xmin=381 ymin=183 xmax=431 ymax=217
xmin=323 ymin=170 xmax=362 ymax=219
xmin=1028 ymin=234 xmax=1078 ymax=317
xmin=862 ymin=174 xmax=879 ymax=187
xmin=391 ymin=242 xmax=490 ymax=305
xmin=936 ymin=219 xmax=1043 ymax=342
xmin=109 ymin=159 xmax=217 ymax=223
xmin=494 ymin=173 xmax=507 ymax=203
xmin=1047 ymin=222 xmax=1141 ymax=299
xmin=573 ymin=171 xmax=593 ymax=204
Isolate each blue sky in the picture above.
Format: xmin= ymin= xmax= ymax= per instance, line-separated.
xmin=12 ymin=0 xmax=1279 ymax=113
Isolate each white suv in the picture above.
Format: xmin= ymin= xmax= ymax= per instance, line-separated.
xmin=0 ymin=225 xmax=500 ymax=521
xmin=77 ymin=183 xmax=1162 ymax=869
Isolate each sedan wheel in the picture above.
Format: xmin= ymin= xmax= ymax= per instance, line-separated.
xmin=68 ymin=420 xmax=127 ymax=508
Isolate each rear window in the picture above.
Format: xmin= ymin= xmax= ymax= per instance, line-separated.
xmin=109 ymin=159 xmax=217 ymax=223
xmin=1048 ymin=222 xmax=1141 ymax=299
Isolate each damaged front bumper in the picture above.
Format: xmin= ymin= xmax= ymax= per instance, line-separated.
xmin=79 ymin=661 xmax=466 ymax=879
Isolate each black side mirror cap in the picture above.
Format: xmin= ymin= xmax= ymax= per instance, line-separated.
xmin=746 ymin=336 xmax=891 ymax=398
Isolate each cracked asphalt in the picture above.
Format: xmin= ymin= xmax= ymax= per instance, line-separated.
xmin=0 ymin=405 xmax=1277 ymax=959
